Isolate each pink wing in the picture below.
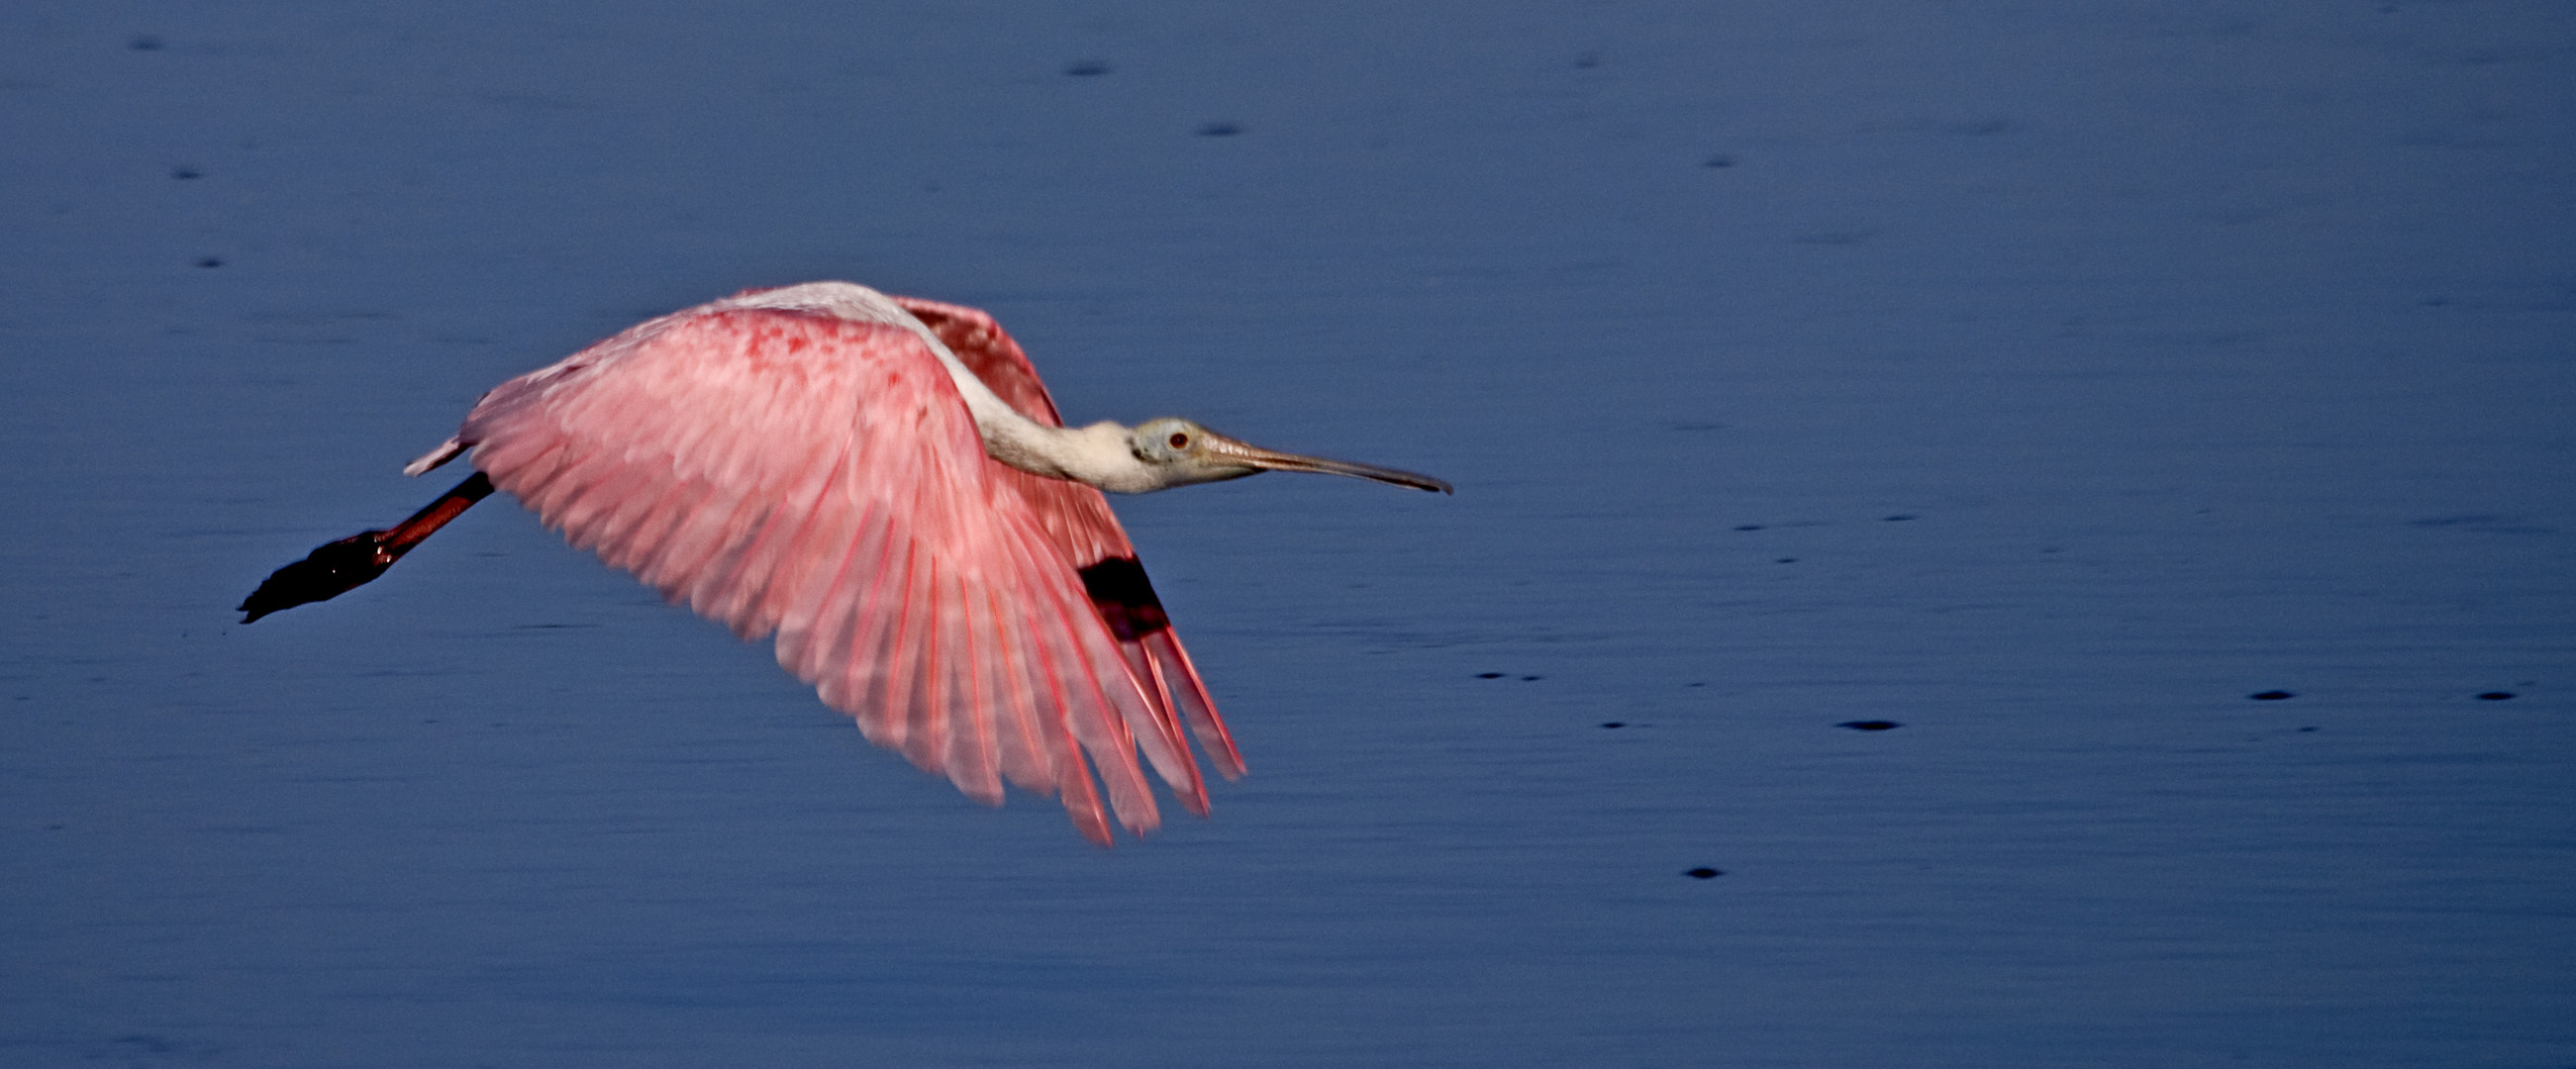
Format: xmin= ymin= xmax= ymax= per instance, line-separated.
xmin=896 ymin=297 xmax=1244 ymax=788
xmin=452 ymin=301 xmax=1211 ymax=844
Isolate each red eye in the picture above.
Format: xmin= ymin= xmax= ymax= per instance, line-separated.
xmin=1167 ymin=433 xmax=1189 ymax=448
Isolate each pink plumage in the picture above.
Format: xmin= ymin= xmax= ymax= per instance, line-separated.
xmin=241 ymin=281 xmax=1445 ymax=845
xmin=453 ymin=287 xmax=1238 ymax=844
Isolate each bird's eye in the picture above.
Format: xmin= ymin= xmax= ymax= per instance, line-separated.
xmin=1167 ymin=433 xmax=1190 ymax=449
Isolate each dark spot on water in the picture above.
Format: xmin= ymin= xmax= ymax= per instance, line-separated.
xmin=2250 ymin=690 xmax=2296 ymax=701
xmin=46 ymin=824 xmax=64 ymax=830
xmin=2476 ymin=691 xmax=2516 ymax=701
xmin=1686 ymin=682 xmax=1705 ymax=688
xmin=1573 ymin=51 xmax=1601 ymax=68
xmin=1703 ymin=153 xmax=1737 ymax=168
xmin=1063 ymin=60 xmax=1111 ymax=76
xmin=1521 ymin=675 xmax=1542 ymax=682
xmin=1883 ymin=514 xmax=1917 ymax=522
xmin=195 ymin=256 xmax=223 ymax=268
xmin=1476 ymin=672 xmax=1505 ymax=679
xmin=1601 ymin=722 xmax=1625 ymax=729
xmin=171 ymin=166 xmax=200 ymax=179
xmin=1684 ymin=867 xmax=1722 ymax=879
xmin=2297 ymin=726 xmax=2318 ymax=731
xmin=1776 ymin=557 xmax=1798 ymax=563
xmin=1734 ymin=524 xmax=1764 ymax=532
xmin=1838 ymin=720 xmax=1902 ymax=731
xmin=1196 ymin=121 xmax=1241 ymax=137
xmin=129 ymin=35 xmax=164 ymax=50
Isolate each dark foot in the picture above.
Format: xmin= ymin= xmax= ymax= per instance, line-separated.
xmin=238 ymin=531 xmax=397 ymax=623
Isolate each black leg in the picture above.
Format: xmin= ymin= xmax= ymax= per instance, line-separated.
xmin=239 ymin=472 xmax=494 ymax=623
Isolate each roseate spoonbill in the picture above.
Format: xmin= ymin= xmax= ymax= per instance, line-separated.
xmin=240 ymin=282 xmax=1448 ymax=844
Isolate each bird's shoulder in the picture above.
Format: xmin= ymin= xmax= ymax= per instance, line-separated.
xmin=457 ymin=298 xmax=986 ymax=509
xmin=471 ymin=295 xmax=955 ymax=428
xmin=891 ymin=295 xmax=1064 ymax=429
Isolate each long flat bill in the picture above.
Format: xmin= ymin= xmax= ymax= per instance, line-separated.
xmin=1202 ymin=434 xmax=1452 ymax=493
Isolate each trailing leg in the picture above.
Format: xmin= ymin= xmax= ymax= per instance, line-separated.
xmin=239 ymin=472 xmax=495 ymax=623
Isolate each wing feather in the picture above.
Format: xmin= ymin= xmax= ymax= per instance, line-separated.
xmin=451 ymin=300 xmax=1194 ymax=842
xmin=895 ymin=297 xmax=1246 ymax=787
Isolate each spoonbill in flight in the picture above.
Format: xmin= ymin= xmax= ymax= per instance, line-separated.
xmin=240 ymin=281 xmax=1448 ymax=844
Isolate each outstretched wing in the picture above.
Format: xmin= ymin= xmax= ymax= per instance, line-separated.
xmin=896 ymin=296 xmax=1244 ymax=789
xmin=452 ymin=301 xmax=1187 ymax=843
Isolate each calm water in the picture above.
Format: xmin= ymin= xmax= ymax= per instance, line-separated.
xmin=5 ymin=3 xmax=2571 ymax=1066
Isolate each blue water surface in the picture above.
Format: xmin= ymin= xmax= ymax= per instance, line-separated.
xmin=3 ymin=2 xmax=2571 ymax=1066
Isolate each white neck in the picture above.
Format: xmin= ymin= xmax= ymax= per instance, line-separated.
xmin=976 ymin=419 xmax=1162 ymax=493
